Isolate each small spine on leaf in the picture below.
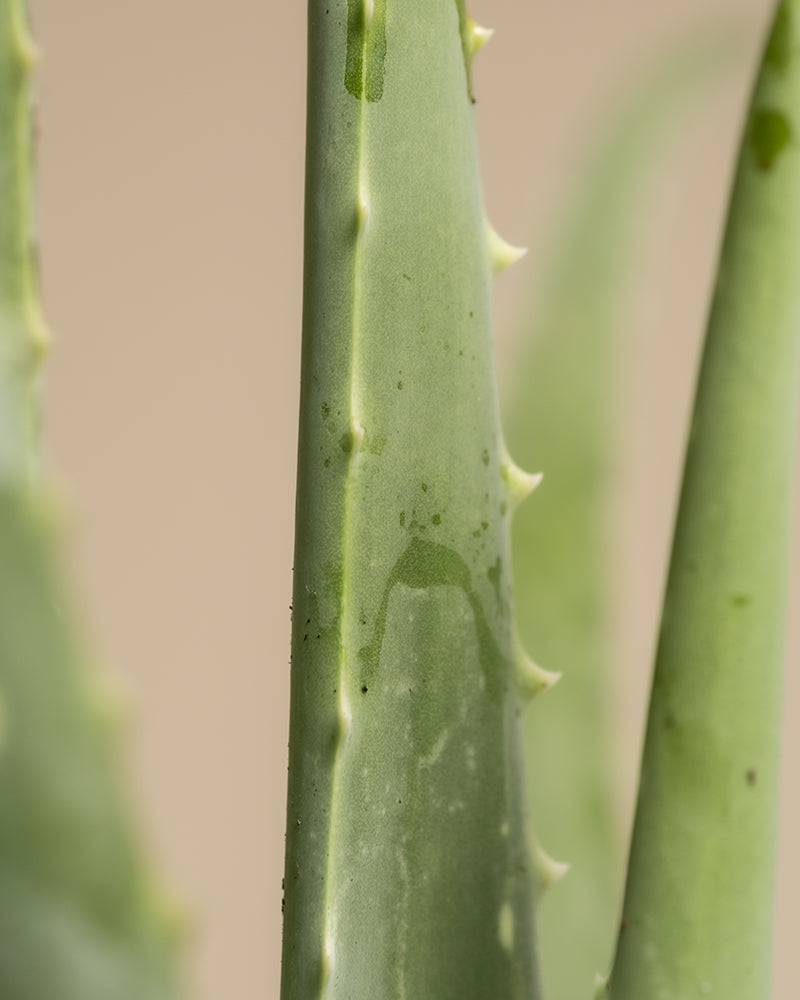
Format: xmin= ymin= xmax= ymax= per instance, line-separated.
xmin=500 ymin=456 xmax=543 ymax=510
xmin=533 ymin=841 xmax=570 ymax=893
xmin=513 ymin=640 xmax=561 ymax=699
xmin=466 ymin=18 xmax=493 ymax=59
xmin=486 ymin=220 xmax=528 ymax=275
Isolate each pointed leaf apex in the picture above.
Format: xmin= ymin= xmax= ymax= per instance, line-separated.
xmin=467 ymin=18 xmax=494 ymax=58
xmin=534 ymin=842 xmax=570 ymax=892
xmin=486 ymin=222 xmax=527 ymax=275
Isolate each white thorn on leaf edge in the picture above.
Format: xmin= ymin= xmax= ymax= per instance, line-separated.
xmin=487 ymin=222 xmax=527 ymax=276
xmin=467 ymin=18 xmax=494 ymax=57
xmin=515 ymin=645 xmax=560 ymax=698
xmin=502 ymin=461 xmax=543 ymax=508
xmin=534 ymin=842 xmax=570 ymax=891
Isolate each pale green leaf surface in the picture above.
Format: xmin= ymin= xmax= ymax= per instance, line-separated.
xmin=282 ymin=2 xmax=541 ymax=997
xmin=609 ymin=4 xmax=800 ymax=996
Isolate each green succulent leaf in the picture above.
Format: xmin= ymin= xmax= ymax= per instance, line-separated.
xmin=609 ymin=4 xmax=800 ymax=996
xmin=282 ymin=2 xmax=542 ymax=996
xmin=0 ymin=4 xmax=183 ymax=996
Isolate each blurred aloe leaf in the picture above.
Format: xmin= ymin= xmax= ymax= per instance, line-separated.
xmin=0 ymin=4 xmax=182 ymax=997
xmin=502 ymin=24 xmax=741 ymax=1000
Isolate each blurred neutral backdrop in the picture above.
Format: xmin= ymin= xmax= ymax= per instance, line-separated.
xmin=29 ymin=1 xmax=798 ymax=997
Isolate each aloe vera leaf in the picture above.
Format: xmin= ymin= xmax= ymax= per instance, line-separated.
xmin=0 ymin=0 xmax=45 ymax=484
xmin=0 ymin=4 xmax=182 ymax=996
xmin=0 ymin=492 xmax=182 ymax=1000
xmin=503 ymin=30 xmax=739 ymax=1000
xmin=281 ymin=2 xmax=543 ymax=997
xmin=607 ymin=4 xmax=800 ymax=997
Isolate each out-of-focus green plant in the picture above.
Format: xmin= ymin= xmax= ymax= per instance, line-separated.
xmin=0 ymin=3 xmax=181 ymax=998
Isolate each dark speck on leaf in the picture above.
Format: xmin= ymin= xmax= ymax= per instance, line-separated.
xmin=361 ymin=685 xmax=368 ymax=694
xmin=750 ymin=108 xmax=792 ymax=170
xmin=747 ymin=769 xmax=757 ymax=787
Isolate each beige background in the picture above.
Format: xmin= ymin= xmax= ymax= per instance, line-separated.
xmin=26 ymin=0 xmax=798 ymax=997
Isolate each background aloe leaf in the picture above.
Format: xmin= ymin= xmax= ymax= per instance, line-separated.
xmin=0 ymin=3 xmax=183 ymax=996
xmin=607 ymin=3 xmax=800 ymax=996
xmin=503 ymin=26 xmax=740 ymax=1000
